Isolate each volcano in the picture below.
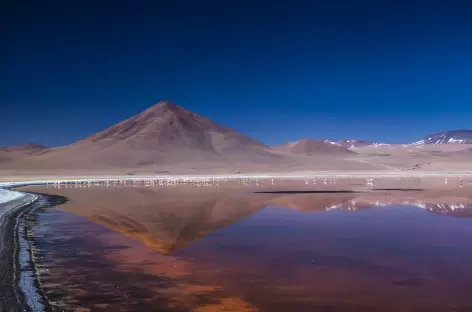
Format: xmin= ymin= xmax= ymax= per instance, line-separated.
xmin=9 ymin=101 xmax=280 ymax=170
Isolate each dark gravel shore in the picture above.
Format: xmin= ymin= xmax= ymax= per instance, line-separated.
xmin=0 ymin=191 xmax=67 ymax=312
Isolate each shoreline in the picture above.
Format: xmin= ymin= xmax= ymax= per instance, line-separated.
xmin=15 ymin=196 xmax=45 ymax=312
xmin=0 ymin=189 xmax=68 ymax=312
xmin=0 ymin=190 xmax=38 ymax=312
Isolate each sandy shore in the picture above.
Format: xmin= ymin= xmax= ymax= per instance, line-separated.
xmin=0 ymin=186 xmax=71 ymax=312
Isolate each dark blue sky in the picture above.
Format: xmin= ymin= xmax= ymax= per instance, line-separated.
xmin=2 ymin=0 xmax=471 ymax=147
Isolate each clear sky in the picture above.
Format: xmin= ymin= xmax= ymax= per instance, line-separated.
xmin=2 ymin=0 xmax=471 ymax=147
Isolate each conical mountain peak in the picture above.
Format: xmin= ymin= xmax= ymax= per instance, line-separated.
xmin=154 ymin=100 xmax=181 ymax=111
xmin=43 ymin=99 xmax=278 ymax=168
xmin=141 ymin=100 xmax=188 ymax=116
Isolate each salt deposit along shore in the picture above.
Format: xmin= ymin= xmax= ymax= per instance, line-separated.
xmin=0 ymin=188 xmax=51 ymax=312
xmin=0 ymin=189 xmax=26 ymax=206
xmin=1 ymin=186 xmax=69 ymax=312
xmin=0 ymin=189 xmax=36 ymax=311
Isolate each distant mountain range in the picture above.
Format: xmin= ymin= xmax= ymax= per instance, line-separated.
xmin=282 ymin=130 xmax=472 ymax=150
xmin=411 ymin=130 xmax=472 ymax=145
xmin=331 ymin=130 xmax=472 ymax=148
xmin=1 ymin=100 xmax=470 ymax=171
xmin=272 ymin=129 xmax=472 ymax=153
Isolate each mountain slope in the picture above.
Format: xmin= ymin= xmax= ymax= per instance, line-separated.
xmin=273 ymin=139 xmax=356 ymax=156
xmin=84 ymin=101 xmax=270 ymax=153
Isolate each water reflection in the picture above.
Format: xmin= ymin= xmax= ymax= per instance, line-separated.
xmin=23 ymin=186 xmax=472 ymax=311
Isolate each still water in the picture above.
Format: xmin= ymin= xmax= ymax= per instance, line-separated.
xmin=24 ymin=186 xmax=472 ymax=311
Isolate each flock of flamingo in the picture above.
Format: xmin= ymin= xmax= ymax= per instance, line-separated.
xmin=36 ymin=175 xmax=467 ymax=189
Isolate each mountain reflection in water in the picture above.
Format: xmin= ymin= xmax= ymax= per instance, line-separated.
xmin=24 ymin=186 xmax=472 ymax=312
